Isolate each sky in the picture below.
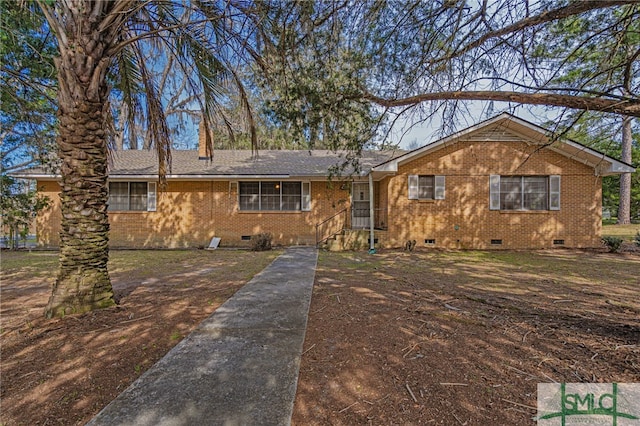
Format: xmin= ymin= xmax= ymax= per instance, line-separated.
xmin=393 ymin=103 xmax=557 ymax=149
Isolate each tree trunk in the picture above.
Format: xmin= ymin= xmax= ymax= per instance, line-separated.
xmin=44 ymin=4 xmax=115 ymax=318
xmin=617 ymin=116 xmax=632 ymax=225
xmin=45 ymin=100 xmax=115 ymax=317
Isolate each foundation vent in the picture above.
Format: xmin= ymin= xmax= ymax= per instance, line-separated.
xmin=490 ymin=239 xmax=503 ymax=245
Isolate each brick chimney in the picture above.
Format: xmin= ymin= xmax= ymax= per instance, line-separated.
xmin=198 ymin=120 xmax=211 ymax=159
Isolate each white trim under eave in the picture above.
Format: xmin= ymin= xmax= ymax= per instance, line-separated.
xmin=109 ymin=175 xmax=350 ymax=181
xmin=371 ymin=113 xmax=636 ymax=177
xmin=371 ymin=113 xmax=518 ymax=173
xmin=19 ymin=174 xmax=374 ymax=182
xmin=551 ymin=139 xmax=635 ymax=175
xmin=108 ymin=174 xmax=291 ymax=180
xmin=10 ymin=174 xmax=59 ymax=180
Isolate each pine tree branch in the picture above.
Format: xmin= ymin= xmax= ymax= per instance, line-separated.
xmin=440 ymin=0 xmax=637 ymax=63
xmin=361 ymin=90 xmax=640 ymax=117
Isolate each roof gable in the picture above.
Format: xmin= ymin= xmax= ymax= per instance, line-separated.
xmin=372 ymin=113 xmax=635 ymax=176
xmin=464 ymin=126 xmax=534 ymax=142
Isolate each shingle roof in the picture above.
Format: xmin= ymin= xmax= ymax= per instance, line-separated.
xmin=16 ymin=149 xmax=405 ymax=179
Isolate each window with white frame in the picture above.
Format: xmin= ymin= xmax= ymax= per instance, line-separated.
xmin=490 ymin=175 xmax=560 ymax=211
xmin=239 ymin=181 xmax=310 ymax=211
xmin=408 ymin=175 xmax=445 ymax=200
xmin=108 ymin=182 xmax=157 ymax=211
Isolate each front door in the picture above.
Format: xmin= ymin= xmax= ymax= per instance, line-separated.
xmin=351 ymin=182 xmax=370 ymax=229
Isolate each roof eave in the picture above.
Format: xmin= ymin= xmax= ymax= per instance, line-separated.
xmin=9 ymin=173 xmax=58 ymax=180
xmin=548 ymin=140 xmax=636 ymax=176
xmin=371 ymin=113 xmax=635 ymax=176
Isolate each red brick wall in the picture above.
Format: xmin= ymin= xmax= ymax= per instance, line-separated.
xmin=381 ymin=139 xmax=602 ymax=249
xmin=35 ymin=140 xmax=604 ymax=250
xmin=36 ymin=179 xmax=349 ymax=248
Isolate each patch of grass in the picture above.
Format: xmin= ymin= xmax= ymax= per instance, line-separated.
xmin=109 ymin=249 xmax=280 ymax=280
xmin=0 ymin=251 xmax=58 ymax=274
xmin=351 ymin=248 xmax=640 ymax=300
xmin=108 ymin=250 xmax=203 ymax=275
xmin=335 ymin=252 xmax=385 ymax=270
xmin=1 ymin=249 xmax=280 ymax=285
xmin=170 ymin=331 xmax=181 ymax=341
xmin=602 ymin=224 xmax=640 ymax=241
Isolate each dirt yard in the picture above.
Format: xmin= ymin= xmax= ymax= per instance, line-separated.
xmin=0 ymin=249 xmax=279 ymax=426
xmin=1 ymin=243 xmax=639 ymax=425
xmin=292 ymin=247 xmax=640 ymax=425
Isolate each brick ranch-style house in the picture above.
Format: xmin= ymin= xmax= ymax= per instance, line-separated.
xmin=18 ymin=113 xmax=635 ymax=250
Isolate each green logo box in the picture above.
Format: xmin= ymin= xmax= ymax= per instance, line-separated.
xmin=537 ymin=383 xmax=640 ymax=425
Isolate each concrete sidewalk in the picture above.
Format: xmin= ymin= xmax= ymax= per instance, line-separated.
xmin=87 ymin=246 xmax=318 ymax=426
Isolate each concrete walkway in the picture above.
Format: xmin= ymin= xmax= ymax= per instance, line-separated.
xmin=87 ymin=246 xmax=318 ymax=426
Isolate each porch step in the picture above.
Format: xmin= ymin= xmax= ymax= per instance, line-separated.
xmin=324 ymin=230 xmax=374 ymax=251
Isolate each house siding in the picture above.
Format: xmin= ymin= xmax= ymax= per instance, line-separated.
xmin=381 ymin=139 xmax=602 ymax=249
xmin=35 ymin=180 xmax=349 ymax=248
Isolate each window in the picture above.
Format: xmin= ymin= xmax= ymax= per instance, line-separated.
xmin=239 ymin=182 xmax=260 ymax=210
xmin=408 ymin=175 xmax=445 ymax=200
xmin=239 ymin=181 xmax=310 ymax=211
xmin=282 ymin=182 xmax=302 ymax=210
xmin=490 ymin=175 xmax=560 ymax=211
xmin=260 ymin=182 xmax=280 ymax=210
xmin=108 ymin=182 xmax=156 ymax=211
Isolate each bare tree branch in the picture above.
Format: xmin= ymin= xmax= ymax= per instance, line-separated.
xmin=441 ymin=0 xmax=636 ymax=63
xmin=362 ymin=90 xmax=640 ymax=117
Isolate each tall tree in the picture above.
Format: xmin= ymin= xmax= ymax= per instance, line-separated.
xmin=353 ymin=0 xmax=640 ymax=118
xmin=536 ymin=3 xmax=639 ymax=223
xmin=0 ymin=1 xmax=57 ymax=174
xmin=19 ymin=0 xmax=640 ymax=318
xmin=262 ymin=1 xmax=640 ymax=152
xmin=235 ymin=0 xmax=384 ymax=153
xmin=268 ymin=0 xmax=639 ymax=198
xmin=554 ymin=111 xmax=639 ymax=220
xmin=619 ymin=117 xmax=634 ymax=222
xmin=0 ymin=175 xmax=49 ymax=249
xmin=34 ymin=0 xmax=309 ymax=318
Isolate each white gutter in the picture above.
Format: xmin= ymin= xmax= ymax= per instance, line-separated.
xmin=109 ymin=174 xmax=292 ymax=180
xmin=8 ymin=173 xmax=58 ymax=180
xmin=12 ymin=174 xmax=295 ymax=180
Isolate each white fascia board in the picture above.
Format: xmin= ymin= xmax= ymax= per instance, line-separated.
xmin=606 ymin=162 xmax=636 ymax=174
xmin=505 ymin=119 xmax=634 ymax=174
xmin=12 ymin=173 xmax=59 ymax=180
xmin=26 ymin=173 xmax=336 ymax=181
xmin=371 ymin=161 xmax=398 ymax=172
xmin=549 ymin=140 xmax=636 ymax=175
xmin=371 ymin=113 xmax=518 ymax=173
xmin=371 ymin=113 xmax=635 ymax=177
xmin=108 ymin=174 xmax=291 ymax=180
xmin=369 ymin=170 xmax=394 ymax=180
xmin=562 ymin=140 xmax=635 ymax=173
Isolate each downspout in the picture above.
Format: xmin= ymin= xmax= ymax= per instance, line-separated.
xmin=368 ymin=172 xmax=376 ymax=254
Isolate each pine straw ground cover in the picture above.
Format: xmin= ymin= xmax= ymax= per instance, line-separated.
xmin=0 ymin=249 xmax=279 ymax=425
xmin=1 ymin=242 xmax=639 ymax=426
xmin=292 ymin=246 xmax=640 ymax=425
